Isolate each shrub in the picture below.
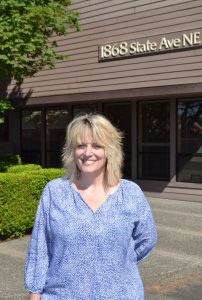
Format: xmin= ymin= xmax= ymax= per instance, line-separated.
xmin=0 ymin=154 xmax=22 ymax=172
xmin=0 ymin=168 xmax=64 ymax=239
xmin=6 ymin=164 xmax=42 ymax=173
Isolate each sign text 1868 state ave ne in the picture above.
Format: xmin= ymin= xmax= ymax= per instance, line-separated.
xmin=99 ymin=31 xmax=202 ymax=61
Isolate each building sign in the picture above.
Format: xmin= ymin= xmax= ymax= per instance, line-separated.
xmin=99 ymin=31 xmax=202 ymax=61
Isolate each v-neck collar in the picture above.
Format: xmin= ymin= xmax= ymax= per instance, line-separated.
xmin=68 ymin=179 xmax=122 ymax=214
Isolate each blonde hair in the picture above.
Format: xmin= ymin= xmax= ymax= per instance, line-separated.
xmin=62 ymin=113 xmax=123 ymax=186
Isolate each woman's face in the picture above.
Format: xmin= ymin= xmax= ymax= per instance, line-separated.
xmin=74 ymin=128 xmax=107 ymax=177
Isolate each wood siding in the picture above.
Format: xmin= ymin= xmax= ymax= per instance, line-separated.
xmin=7 ymin=0 xmax=202 ymax=100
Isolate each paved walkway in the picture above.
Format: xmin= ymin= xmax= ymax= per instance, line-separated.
xmin=141 ymin=197 xmax=202 ymax=299
xmin=0 ymin=197 xmax=202 ymax=299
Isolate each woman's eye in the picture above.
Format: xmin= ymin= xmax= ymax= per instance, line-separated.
xmin=77 ymin=144 xmax=85 ymax=149
xmin=93 ymin=144 xmax=102 ymax=149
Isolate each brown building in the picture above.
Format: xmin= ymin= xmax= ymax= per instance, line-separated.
xmin=1 ymin=0 xmax=202 ymax=201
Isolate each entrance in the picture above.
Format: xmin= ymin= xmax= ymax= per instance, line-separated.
xmin=177 ymin=99 xmax=202 ymax=183
xmin=138 ymin=101 xmax=170 ymax=180
xmin=104 ymin=102 xmax=132 ymax=179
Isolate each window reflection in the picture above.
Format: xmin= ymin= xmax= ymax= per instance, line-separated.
xmin=138 ymin=101 xmax=170 ymax=180
xmin=0 ymin=111 xmax=9 ymax=142
xmin=73 ymin=105 xmax=97 ymax=117
xmin=46 ymin=109 xmax=69 ymax=167
xmin=104 ymin=103 xmax=132 ymax=179
xmin=21 ymin=110 xmax=42 ymax=164
xmin=177 ymin=100 xmax=202 ymax=183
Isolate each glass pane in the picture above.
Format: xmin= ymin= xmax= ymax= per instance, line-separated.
xmin=177 ymin=100 xmax=202 ymax=183
xmin=73 ymin=105 xmax=97 ymax=117
xmin=139 ymin=153 xmax=170 ymax=180
xmin=104 ymin=103 xmax=132 ymax=179
xmin=0 ymin=111 xmax=9 ymax=142
xmin=21 ymin=110 xmax=42 ymax=164
xmin=177 ymin=100 xmax=202 ymax=154
xmin=138 ymin=101 xmax=170 ymax=180
xmin=46 ymin=109 xmax=69 ymax=167
xmin=178 ymin=155 xmax=202 ymax=183
xmin=21 ymin=151 xmax=42 ymax=165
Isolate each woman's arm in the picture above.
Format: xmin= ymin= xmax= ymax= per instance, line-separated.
xmin=29 ymin=292 xmax=41 ymax=300
xmin=24 ymin=184 xmax=50 ymax=295
xmin=132 ymin=187 xmax=157 ymax=263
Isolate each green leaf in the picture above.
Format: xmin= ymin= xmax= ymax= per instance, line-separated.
xmin=0 ymin=0 xmax=80 ymax=83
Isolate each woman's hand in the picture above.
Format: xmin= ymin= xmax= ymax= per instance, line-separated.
xmin=29 ymin=292 xmax=41 ymax=300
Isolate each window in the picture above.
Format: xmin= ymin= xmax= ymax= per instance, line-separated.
xmin=46 ymin=109 xmax=69 ymax=167
xmin=73 ymin=104 xmax=97 ymax=117
xmin=104 ymin=103 xmax=132 ymax=179
xmin=138 ymin=101 xmax=170 ymax=180
xmin=21 ymin=105 xmax=98 ymax=167
xmin=177 ymin=99 xmax=202 ymax=183
xmin=0 ymin=111 xmax=9 ymax=142
xmin=21 ymin=110 xmax=42 ymax=164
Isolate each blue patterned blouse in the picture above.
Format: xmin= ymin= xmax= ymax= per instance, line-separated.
xmin=24 ymin=178 xmax=157 ymax=300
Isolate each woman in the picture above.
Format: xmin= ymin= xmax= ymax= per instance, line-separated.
xmin=24 ymin=113 xmax=157 ymax=300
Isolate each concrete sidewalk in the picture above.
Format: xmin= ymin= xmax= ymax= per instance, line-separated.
xmin=141 ymin=197 xmax=202 ymax=299
xmin=0 ymin=197 xmax=202 ymax=300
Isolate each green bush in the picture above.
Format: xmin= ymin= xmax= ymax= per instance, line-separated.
xmin=0 ymin=168 xmax=64 ymax=239
xmin=0 ymin=154 xmax=22 ymax=172
xmin=6 ymin=164 xmax=42 ymax=173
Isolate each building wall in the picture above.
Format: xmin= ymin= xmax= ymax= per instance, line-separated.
xmin=6 ymin=0 xmax=202 ymax=100
xmin=2 ymin=0 xmax=202 ymax=201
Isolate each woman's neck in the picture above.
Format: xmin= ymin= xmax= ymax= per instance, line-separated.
xmin=75 ymin=172 xmax=106 ymax=190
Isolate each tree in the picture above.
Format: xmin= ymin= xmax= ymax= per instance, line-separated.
xmin=0 ymin=0 xmax=80 ymax=122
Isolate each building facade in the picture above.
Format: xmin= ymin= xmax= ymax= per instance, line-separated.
xmin=1 ymin=0 xmax=202 ymax=201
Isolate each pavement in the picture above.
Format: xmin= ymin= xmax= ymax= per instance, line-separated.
xmin=0 ymin=197 xmax=202 ymax=300
xmin=140 ymin=197 xmax=202 ymax=300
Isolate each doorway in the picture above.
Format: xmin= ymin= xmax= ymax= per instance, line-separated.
xmin=138 ymin=101 xmax=170 ymax=180
xmin=104 ymin=102 xmax=132 ymax=179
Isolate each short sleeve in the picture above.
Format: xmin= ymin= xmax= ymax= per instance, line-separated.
xmin=132 ymin=185 xmax=157 ymax=263
xmin=24 ymin=184 xmax=50 ymax=294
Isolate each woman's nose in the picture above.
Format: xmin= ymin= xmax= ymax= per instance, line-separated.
xmin=84 ymin=144 xmax=93 ymax=156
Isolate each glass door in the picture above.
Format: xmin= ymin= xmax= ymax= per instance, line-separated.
xmin=104 ymin=102 xmax=132 ymax=179
xmin=21 ymin=110 xmax=42 ymax=164
xmin=138 ymin=101 xmax=170 ymax=180
xmin=177 ymin=99 xmax=202 ymax=183
xmin=46 ymin=109 xmax=69 ymax=167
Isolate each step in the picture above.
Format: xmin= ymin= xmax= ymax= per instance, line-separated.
xmin=156 ymin=225 xmax=202 ymax=257
xmin=149 ymin=198 xmax=202 ymax=215
xmin=152 ymin=208 xmax=202 ymax=232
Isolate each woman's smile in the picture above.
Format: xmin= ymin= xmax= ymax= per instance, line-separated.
xmin=81 ymin=159 xmax=96 ymax=165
